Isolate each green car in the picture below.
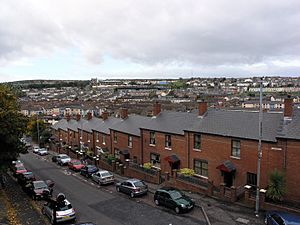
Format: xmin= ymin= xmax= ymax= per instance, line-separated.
xmin=154 ymin=187 xmax=195 ymax=214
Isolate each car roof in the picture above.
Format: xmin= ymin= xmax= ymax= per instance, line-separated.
xmin=58 ymin=154 xmax=68 ymax=157
xmin=157 ymin=187 xmax=179 ymax=192
xmin=127 ymin=178 xmax=142 ymax=183
xmin=269 ymin=211 xmax=300 ymax=223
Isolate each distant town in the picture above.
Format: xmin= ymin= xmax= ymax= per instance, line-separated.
xmin=7 ymin=76 xmax=300 ymax=120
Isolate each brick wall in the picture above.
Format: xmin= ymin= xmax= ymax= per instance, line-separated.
xmin=93 ymin=131 xmax=112 ymax=154
xmin=142 ymin=129 xmax=187 ymax=174
xmin=111 ymin=130 xmax=141 ymax=164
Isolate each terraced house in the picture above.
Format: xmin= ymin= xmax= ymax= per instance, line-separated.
xmin=51 ymin=98 xmax=300 ymax=204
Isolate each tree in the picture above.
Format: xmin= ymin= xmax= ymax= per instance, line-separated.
xmin=0 ymin=85 xmax=28 ymax=171
xmin=266 ymin=169 xmax=287 ymax=202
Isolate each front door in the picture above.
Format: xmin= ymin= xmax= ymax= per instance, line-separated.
xmin=223 ymin=172 xmax=233 ymax=187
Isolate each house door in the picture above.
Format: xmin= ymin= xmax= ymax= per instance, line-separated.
xmin=223 ymin=172 xmax=233 ymax=187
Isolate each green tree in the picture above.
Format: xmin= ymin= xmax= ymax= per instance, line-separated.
xmin=266 ymin=169 xmax=287 ymax=202
xmin=0 ymin=85 xmax=28 ymax=171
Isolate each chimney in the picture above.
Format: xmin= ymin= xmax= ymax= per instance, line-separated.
xmin=76 ymin=114 xmax=81 ymax=121
xmin=153 ymin=102 xmax=161 ymax=116
xmin=120 ymin=108 xmax=128 ymax=119
xmin=87 ymin=112 xmax=93 ymax=120
xmin=65 ymin=113 xmax=71 ymax=121
xmin=198 ymin=101 xmax=208 ymax=116
xmin=102 ymin=111 xmax=109 ymax=120
xmin=284 ymin=96 xmax=293 ymax=117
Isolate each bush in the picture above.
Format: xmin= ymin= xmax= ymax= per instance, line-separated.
xmin=178 ymin=168 xmax=195 ymax=176
xmin=107 ymin=154 xmax=116 ymax=165
xmin=143 ymin=162 xmax=152 ymax=170
xmin=266 ymin=169 xmax=286 ymax=202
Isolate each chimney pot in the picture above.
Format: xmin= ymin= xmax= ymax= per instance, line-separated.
xmin=65 ymin=113 xmax=71 ymax=121
xmin=153 ymin=102 xmax=161 ymax=116
xmin=198 ymin=101 xmax=208 ymax=116
xmin=76 ymin=114 xmax=81 ymax=121
xmin=87 ymin=112 xmax=93 ymax=120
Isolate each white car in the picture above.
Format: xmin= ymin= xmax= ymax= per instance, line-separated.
xmin=33 ymin=146 xmax=40 ymax=154
xmin=57 ymin=154 xmax=71 ymax=166
xmin=42 ymin=197 xmax=76 ymax=224
xmin=91 ymin=170 xmax=115 ymax=185
xmin=38 ymin=148 xmax=48 ymax=156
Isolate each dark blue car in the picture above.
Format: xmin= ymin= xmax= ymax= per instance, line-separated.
xmin=80 ymin=165 xmax=99 ymax=178
xmin=265 ymin=211 xmax=300 ymax=225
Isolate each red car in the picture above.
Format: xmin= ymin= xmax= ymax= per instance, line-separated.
xmin=68 ymin=159 xmax=85 ymax=171
xmin=13 ymin=164 xmax=27 ymax=177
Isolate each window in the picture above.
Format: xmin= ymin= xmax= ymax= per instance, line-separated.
xmin=194 ymin=159 xmax=208 ymax=177
xmin=128 ymin=135 xmax=132 ymax=148
xmin=114 ymin=148 xmax=120 ymax=159
xmin=150 ymin=153 xmax=160 ymax=168
xmin=194 ymin=134 xmax=201 ymax=150
xmin=102 ymin=134 xmax=106 ymax=145
xmin=150 ymin=131 xmax=156 ymax=145
xmin=231 ymin=140 xmax=240 ymax=158
xmin=113 ymin=132 xmax=117 ymax=143
xmin=165 ymin=135 xmax=171 ymax=148
xmin=247 ymin=172 xmax=257 ymax=186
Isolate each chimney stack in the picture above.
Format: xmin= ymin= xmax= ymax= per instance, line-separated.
xmin=87 ymin=111 xmax=93 ymax=120
xmin=65 ymin=113 xmax=71 ymax=121
xmin=76 ymin=114 xmax=81 ymax=121
xmin=153 ymin=102 xmax=161 ymax=116
xmin=284 ymin=96 xmax=293 ymax=117
xmin=198 ymin=101 xmax=208 ymax=116
xmin=102 ymin=111 xmax=109 ymax=120
xmin=120 ymin=108 xmax=128 ymax=119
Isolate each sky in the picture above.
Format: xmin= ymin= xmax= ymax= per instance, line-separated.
xmin=0 ymin=0 xmax=300 ymax=82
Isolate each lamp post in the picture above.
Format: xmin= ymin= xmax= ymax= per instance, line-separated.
xmin=255 ymin=79 xmax=263 ymax=216
xmin=37 ymin=113 xmax=40 ymax=147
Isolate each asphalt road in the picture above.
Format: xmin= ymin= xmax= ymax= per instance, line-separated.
xmin=20 ymin=152 xmax=206 ymax=225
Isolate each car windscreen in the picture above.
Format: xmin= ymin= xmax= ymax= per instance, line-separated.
xmin=72 ymin=161 xmax=81 ymax=165
xmin=133 ymin=181 xmax=145 ymax=187
xmin=169 ymin=190 xmax=183 ymax=200
xmin=58 ymin=203 xmax=72 ymax=211
xmin=16 ymin=166 xmax=26 ymax=170
xmin=101 ymin=172 xmax=111 ymax=177
xmin=61 ymin=156 xmax=69 ymax=159
xmin=34 ymin=181 xmax=47 ymax=189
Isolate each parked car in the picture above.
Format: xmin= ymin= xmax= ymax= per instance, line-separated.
xmin=91 ymin=170 xmax=114 ymax=185
xmin=80 ymin=165 xmax=99 ymax=178
xmin=51 ymin=154 xmax=59 ymax=162
xmin=57 ymin=154 xmax=71 ymax=166
xmin=116 ymin=179 xmax=148 ymax=198
xmin=17 ymin=171 xmax=35 ymax=187
xmin=265 ymin=211 xmax=300 ymax=225
xmin=68 ymin=159 xmax=85 ymax=172
xmin=33 ymin=146 xmax=40 ymax=154
xmin=38 ymin=148 xmax=48 ymax=156
xmin=24 ymin=180 xmax=54 ymax=200
xmin=42 ymin=193 xmax=76 ymax=224
xmin=154 ymin=187 xmax=195 ymax=214
xmin=12 ymin=164 xmax=27 ymax=177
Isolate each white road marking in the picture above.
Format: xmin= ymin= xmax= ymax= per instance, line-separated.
xmin=236 ymin=218 xmax=250 ymax=224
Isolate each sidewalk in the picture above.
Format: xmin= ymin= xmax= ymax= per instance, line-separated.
xmin=0 ymin=173 xmax=49 ymax=225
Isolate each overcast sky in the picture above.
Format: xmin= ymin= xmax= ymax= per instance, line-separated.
xmin=0 ymin=0 xmax=300 ymax=82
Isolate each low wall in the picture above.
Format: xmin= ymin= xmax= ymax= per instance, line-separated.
xmin=124 ymin=162 xmax=161 ymax=184
xmin=98 ymin=159 xmax=114 ymax=172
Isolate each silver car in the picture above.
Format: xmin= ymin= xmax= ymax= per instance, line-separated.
xmin=42 ymin=199 xmax=76 ymax=224
xmin=116 ymin=179 xmax=148 ymax=198
xmin=56 ymin=154 xmax=71 ymax=166
xmin=91 ymin=170 xmax=114 ymax=185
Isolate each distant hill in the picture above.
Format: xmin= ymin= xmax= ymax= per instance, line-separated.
xmin=4 ymin=80 xmax=90 ymax=89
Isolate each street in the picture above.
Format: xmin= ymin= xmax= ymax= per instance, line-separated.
xmin=20 ymin=152 xmax=206 ymax=225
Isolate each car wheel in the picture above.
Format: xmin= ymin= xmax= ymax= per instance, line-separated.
xmin=175 ymin=207 xmax=180 ymax=214
xmin=154 ymin=199 xmax=160 ymax=206
xmin=98 ymin=180 xmax=102 ymax=186
xmin=41 ymin=207 xmax=46 ymax=215
xmin=130 ymin=192 xmax=135 ymax=198
xmin=116 ymin=187 xmax=120 ymax=192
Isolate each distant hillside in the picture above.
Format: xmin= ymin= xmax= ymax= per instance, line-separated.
xmin=4 ymin=80 xmax=90 ymax=89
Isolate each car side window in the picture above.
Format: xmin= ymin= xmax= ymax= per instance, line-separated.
xmin=127 ymin=182 xmax=134 ymax=187
xmin=271 ymin=214 xmax=284 ymax=225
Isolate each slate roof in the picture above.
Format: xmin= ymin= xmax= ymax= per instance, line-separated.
xmin=277 ymin=110 xmax=300 ymax=140
xmin=187 ymin=109 xmax=283 ymax=142
xmin=51 ymin=119 xmax=68 ymax=131
xmin=140 ymin=111 xmax=199 ymax=135
xmin=110 ymin=115 xmax=152 ymax=136
xmin=91 ymin=117 xmax=122 ymax=134
xmin=81 ymin=117 xmax=102 ymax=133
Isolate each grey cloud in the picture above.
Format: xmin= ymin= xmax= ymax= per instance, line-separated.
xmin=0 ymin=0 xmax=299 ymax=74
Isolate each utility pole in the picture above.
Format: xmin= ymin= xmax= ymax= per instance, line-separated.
xmin=37 ymin=113 xmax=40 ymax=147
xmin=255 ymin=78 xmax=263 ymax=216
